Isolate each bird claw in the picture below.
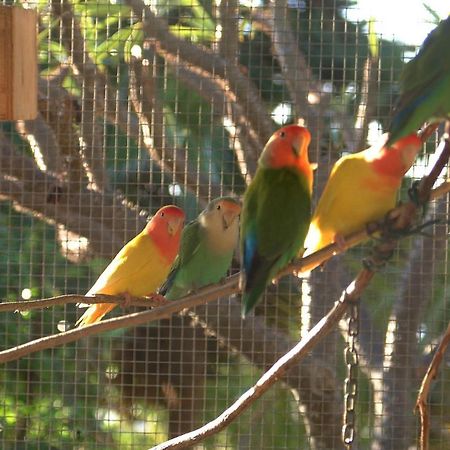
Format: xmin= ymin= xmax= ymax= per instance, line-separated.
xmin=408 ymin=180 xmax=422 ymax=206
xmin=120 ymin=292 xmax=132 ymax=309
xmin=408 ymin=180 xmax=429 ymax=217
xmin=333 ymin=233 xmax=348 ymax=251
xmin=148 ymin=293 xmax=167 ymax=305
xmin=366 ymin=220 xmax=381 ymax=237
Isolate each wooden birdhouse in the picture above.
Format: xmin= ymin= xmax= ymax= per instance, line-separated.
xmin=0 ymin=5 xmax=37 ymax=120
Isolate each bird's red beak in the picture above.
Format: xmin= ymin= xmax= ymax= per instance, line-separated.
xmin=222 ymin=201 xmax=241 ymax=229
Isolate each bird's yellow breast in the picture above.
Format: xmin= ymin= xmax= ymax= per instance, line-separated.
xmin=305 ymin=155 xmax=401 ymax=253
xmin=87 ymin=233 xmax=172 ymax=297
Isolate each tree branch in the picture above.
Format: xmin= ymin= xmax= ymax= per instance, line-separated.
xmin=218 ymin=0 xmax=239 ymax=63
xmin=125 ymin=0 xmax=274 ymax=145
xmin=0 ymin=294 xmax=168 ymax=313
xmin=151 ymin=290 xmax=352 ymax=450
xmin=0 ymin=134 xmax=147 ymax=256
xmin=15 ymin=113 xmax=63 ymax=177
xmin=151 ymin=131 xmax=450 ymax=450
xmin=416 ymin=321 xmax=450 ymax=450
xmin=252 ymin=1 xmax=329 ymax=155
xmin=1 ymin=175 xmax=449 ymax=361
xmin=128 ymin=54 xmax=224 ymax=203
xmin=150 ymin=48 xmax=260 ymax=177
xmin=373 ymin=196 xmax=449 ymax=450
xmin=355 ymin=53 xmax=379 ymax=150
xmin=371 ymin=131 xmax=450 ymax=450
xmin=187 ymin=295 xmax=344 ymax=449
xmin=50 ymin=1 xmax=110 ymax=191
xmin=37 ymin=77 xmax=90 ymax=189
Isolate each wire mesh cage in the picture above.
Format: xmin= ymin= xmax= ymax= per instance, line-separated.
xmin=0 ymin=0 xmax=449 ymax=449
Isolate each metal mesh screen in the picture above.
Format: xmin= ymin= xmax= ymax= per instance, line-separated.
xmin=0 ymin=0 xmax=449 ymax=449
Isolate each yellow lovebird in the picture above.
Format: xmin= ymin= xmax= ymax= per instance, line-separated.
xmin=304 ymin=133 xmax=422 ymax=255
xmin=76 ymin=205 xmax=185 ymax=327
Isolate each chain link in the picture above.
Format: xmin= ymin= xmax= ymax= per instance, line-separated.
xmin=342 ymin=301 xmax=359 ymax=448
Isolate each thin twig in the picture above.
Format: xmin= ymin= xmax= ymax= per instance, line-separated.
xmin=0 ymin=275 xmax=240 ymax=364
xmin=416 ymin=321 xmax=450 ymax=450
xmin=0 ymin=294 xmax=168 ymax=313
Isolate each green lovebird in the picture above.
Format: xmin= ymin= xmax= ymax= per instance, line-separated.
xmin=387 ymin=16 xmax=450 ymax=146
xmin=240 ymin=125 xmax=316 ymax=317
xmin=159 ymin=197 xmax=241 ymax=300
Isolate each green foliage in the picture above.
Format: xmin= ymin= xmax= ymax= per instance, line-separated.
xmin=1 ymin=0 xmax=448 ymax=448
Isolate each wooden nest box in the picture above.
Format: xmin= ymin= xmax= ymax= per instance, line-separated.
xmin=0 ymin=5 xmax=37 ymax=120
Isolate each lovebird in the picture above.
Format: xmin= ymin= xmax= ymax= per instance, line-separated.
xmin=76 ymin=205 xmax=185 ymax=327
xmin=387 ymin=16 xmax=450 ymax=146
xmin=304 ymin=133 xmax=422 ymax=255
xmin=240 ymin=125 xmax=316 ymax=317
xmin=159 ymin=197 xmax=241 ymax=300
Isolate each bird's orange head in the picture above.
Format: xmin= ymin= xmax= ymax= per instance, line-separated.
xmin=145 ymin=205 xmax=185 ymax=262
xmin=259 ymin=125 xmax=316 ymax=191
xmin=212 ymin=197 xmax=241 ymax=229
xmin=370 ymin=133 xmax=422 ymax=179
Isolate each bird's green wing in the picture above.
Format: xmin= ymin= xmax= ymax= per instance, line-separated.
xmin=400 ymin=17 xmax=450 ymax=99
xmin=159 ymin=219 xmax=201 ymax=296
xmin=388 ymin=17 xmax=450 ymax=145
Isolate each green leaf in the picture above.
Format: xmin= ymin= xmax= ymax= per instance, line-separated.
xmin=73 ymin=3 xmax=131 ymax=18
xmin=368 ymin=19 xmax=379 ymax=59
xmin=123 ymin=23 xmax=144 ymax=64
xmin=94 ymin=27 xmax=137 ymax=65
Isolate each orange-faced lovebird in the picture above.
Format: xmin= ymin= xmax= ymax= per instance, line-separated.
xmin=76 ymin=205 xmax=185 ymax=327
xmin=304 ymin=133 xmax=422 ymax=255
xmin=388 ymin=16 xmax=450 ymax=146
xmin=159 ymin=197 xmax=241 ymax=300
xmin=240 ymin=125 xmax=316 ymax=317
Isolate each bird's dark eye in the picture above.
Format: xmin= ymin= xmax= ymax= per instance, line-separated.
xmin=160 ymin=212 xmax=165 ymax=217
xmin=216 ymin=204 xmax=221 ymax=210
xmin=280 ymin=131 xmax=286 ymax=138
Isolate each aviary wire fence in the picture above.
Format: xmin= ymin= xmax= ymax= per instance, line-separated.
xmin=0 ymin=0 xmax=449 ymax=449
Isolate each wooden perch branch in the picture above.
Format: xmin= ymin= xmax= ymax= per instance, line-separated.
xmin=415 ymin=128 xmax=450 ymax=450
xmin=152 ymin=288 xmax=352 ymax=450
xmin=0 ymin=133 xmax=448 ymax=449
xmin=373 ymin=123 xmax=450 ymax=446
xmin=151 ymin=131 xmax=450 ymax=450
xmin=416 ymin=321 xmax=450 ymax=450
xmin=0 ymin=275 xmax=240 ymax=364
xmin=1 ymin=176 xmax=449 ymax=363
xmin=0 ymin=294 xmax=169 ymax=313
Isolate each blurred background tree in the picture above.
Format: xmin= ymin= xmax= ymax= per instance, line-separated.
xmin=0 ymin=0 xmax=449 ymax=449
